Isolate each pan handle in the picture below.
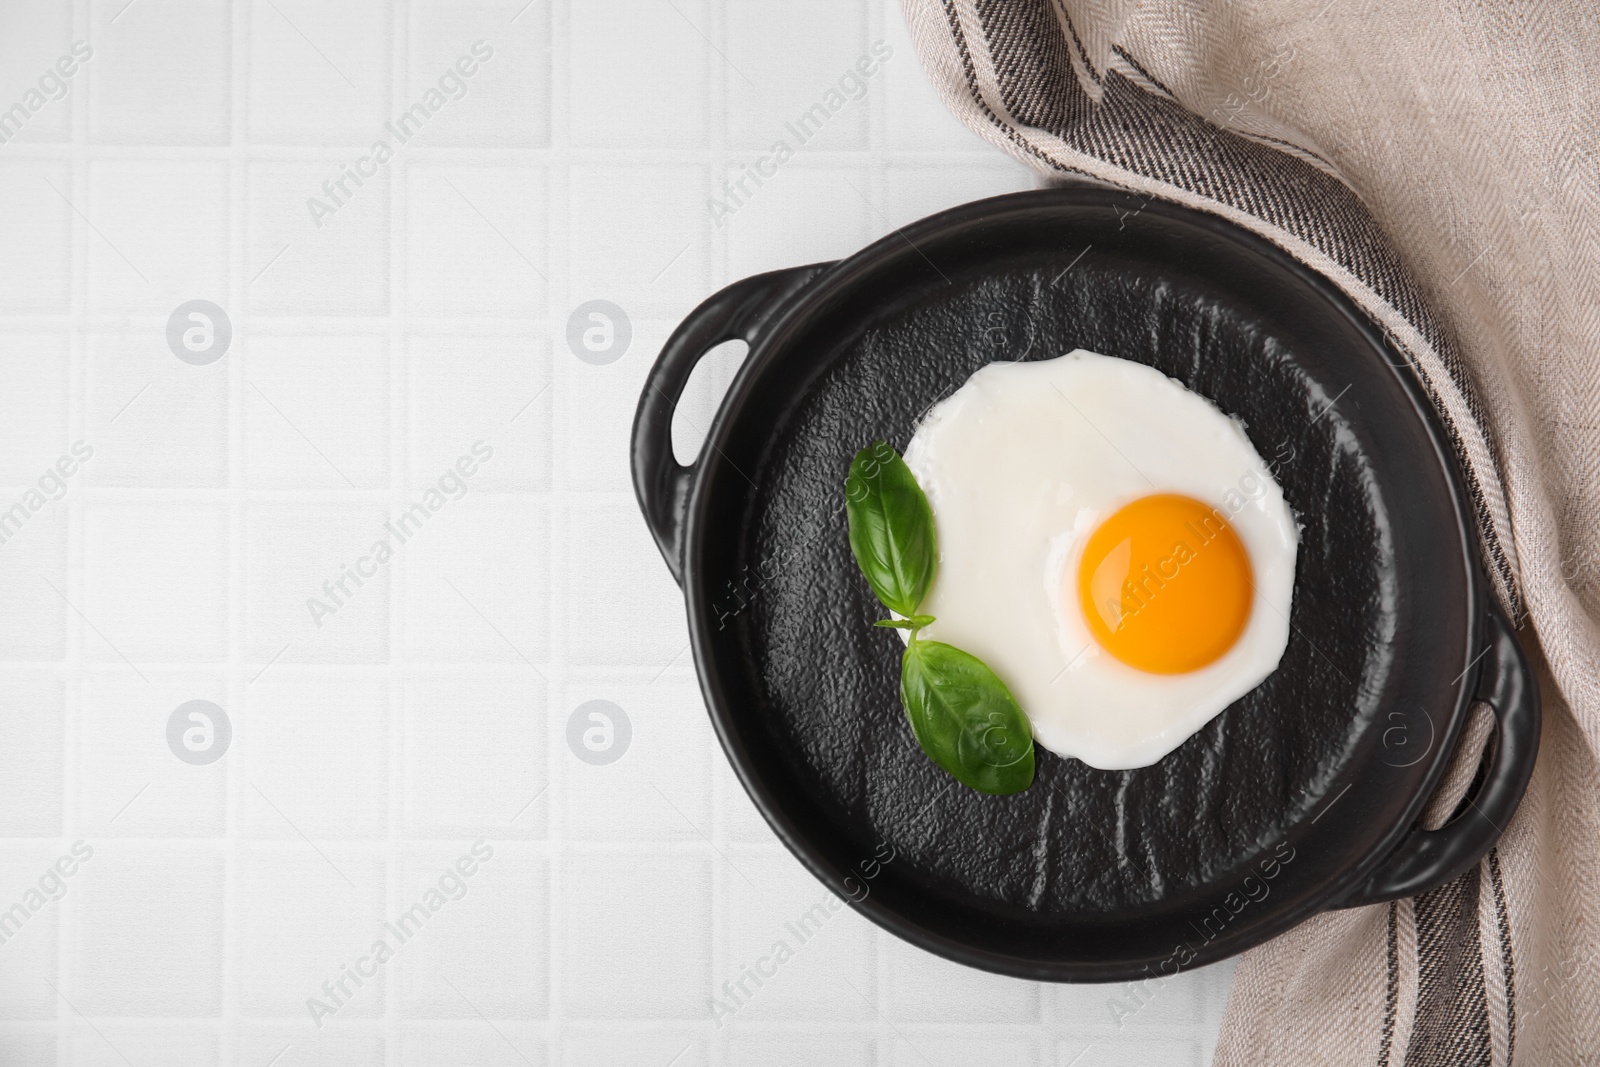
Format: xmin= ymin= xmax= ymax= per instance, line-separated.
xmin=631 ymin=263 xmax=832 ymax=585
xmin=1336 ymin=601 xmax=1540 ymax=908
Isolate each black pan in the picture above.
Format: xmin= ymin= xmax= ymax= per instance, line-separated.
xmin=631 ymin=188 xmax=1539 ymax=982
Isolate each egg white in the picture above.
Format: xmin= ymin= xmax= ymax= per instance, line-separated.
xmin=899 ymin=349 xmax=1299 ymax=770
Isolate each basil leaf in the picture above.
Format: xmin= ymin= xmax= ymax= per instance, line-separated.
xmin=900 ymin=638 xmax=1035 ymax=795
xmin=845 ymin=441 xmax=936 ymax=618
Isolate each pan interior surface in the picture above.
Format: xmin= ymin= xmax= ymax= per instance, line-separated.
xmin=689 ymin=197 xmax=1474 ymax=976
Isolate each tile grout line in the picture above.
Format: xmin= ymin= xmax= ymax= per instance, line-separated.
xmin=385 ymin=1 xmax=407 ymax=1063
xmin=58 ymin=0 xmax=89 ymax=1054
xmin=548 ymin=0 xmax=568 ymax=1057
xmin=222 ymin=0 xmax=250 ymax=1059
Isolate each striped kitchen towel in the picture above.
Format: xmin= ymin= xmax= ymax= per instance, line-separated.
xmin=897 ymin=0 xmax=1600 ymax=1062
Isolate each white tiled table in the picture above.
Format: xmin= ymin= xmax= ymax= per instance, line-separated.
xmin=0 ymin=1 xmax=1234 ymax=1063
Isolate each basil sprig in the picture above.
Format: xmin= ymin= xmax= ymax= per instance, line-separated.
xmin=845 ymin=441 xmax=1035 ymax=795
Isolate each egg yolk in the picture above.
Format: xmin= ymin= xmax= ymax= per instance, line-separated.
xmin=1073 ymin=493 xmax=1254 ymax=674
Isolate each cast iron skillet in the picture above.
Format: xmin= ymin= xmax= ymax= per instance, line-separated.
xmin=631 ymin=188 xmax=1539 ymax=982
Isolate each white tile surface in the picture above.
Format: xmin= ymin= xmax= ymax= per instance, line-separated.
xmin=720 ymin=846 xmax=877 ymax=1023
xmin=0 ymin=1 xmax=1234 ymax=1062
xmin=560 ymin=1030 xmax=705 ymax=1067
xmin=0 ymin=163 xmax=72 ymax=315
xmin=402 ymin=675 xmax=547 ymax=839
xmin=567 ymin=163 xmax=709 ymax=322
xmin=246 ymin=0 xmax=391 ymax=146
xmin=405 ymin=332 xmax=551 ymax=490
xmin=0 ymin=4 xmax=75 ymax=146
xmin=568 ymin=0 xmax=708 ymax=150
xmin=243 ymin=331 xmax=391 ymax=490
xmin=877 ymin=1 xmax=994 ymax=154
xmin=0 ymin=844 xmax=65 ymax=1021
xmin=723 ymin=162 xmax=875 ymax=281
xmin=245 ymin=504 xmax=392 ymax=663
xmin=82 ymin=503 xmax=229 ymax=663
xmin=883 ymin=934 xmax=1043 ymax=1024
xmin=85 ymin=333 xmax=230 ymax=487
xmin=77 ymin=671 xmax=228 ymax=838
xmin=69 ymin=1025 xmax=218 ymax=1066
xmin=86 ymin=0 xmax=231 ymax=145
xmin=0 ymin=680 xmax=65 ymax=837
xmin=402 ymin=1023 xmax=546 ymax=1065
xmin=86 ymin=159 xmax=231 ymax=317
xmin=395 ymin=843 xmax=548 ymax=1019
xmin=237 ymin=1028 xmax=386 ymax=1067
xmin=235 ymin=846 xmax=388 ymax=1019
xmin=0 ymin=338 xmax=70 ymax=480
xmin=558 ymin=680 xmax=712 ymax=844
xmin=404 ymin=164 xmax=548 ymax=316
xmin=402 ymin=494 xmax=551 ymax=663
xmin=0 ymin=515 xmax=71 ymax=663
xmin=0 ymin=1031 xmax=56 ymax=1067
xmin=729 ymin=1033 xmax=877 ymax=1066
xmin=248 ymin=160 xmax=392 ymax=315
xmin=562 ymin=498 xmax=689 ymax=669
xmin=560 ymin=853 xmax=713 ymax=1019
xmin=891 ymin=1035 xmax=1045 ymax=1067
xmin=406 ymin=0 xmax=551 ymax=149
xmin=558 ymin=321 xmax=670 ymax=492
xmin=241 ymin=675 xmax=390 ymax=839
xmin=69 ymin=842 xmax=224 ymax=1016
xmin=724 ymin=0 xmax=871 ymax=151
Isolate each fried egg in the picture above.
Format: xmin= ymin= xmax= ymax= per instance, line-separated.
xmin=900 ymin=349 xmax=1298 ymax=770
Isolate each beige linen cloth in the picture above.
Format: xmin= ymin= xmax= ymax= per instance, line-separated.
xmin=897 ymin=1 xmax=1600 ymax=1062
